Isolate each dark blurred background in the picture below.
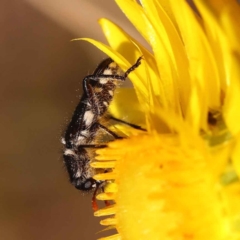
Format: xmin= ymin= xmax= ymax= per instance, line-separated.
xmin=0 ymin=0 xmax=140 ymax=239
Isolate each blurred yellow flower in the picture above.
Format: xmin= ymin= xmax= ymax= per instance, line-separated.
xmin=83 ymin=0 xmax=240 ymax=239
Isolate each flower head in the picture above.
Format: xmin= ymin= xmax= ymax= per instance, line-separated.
xmin=82 ymin=0 xmax=240 ymax=239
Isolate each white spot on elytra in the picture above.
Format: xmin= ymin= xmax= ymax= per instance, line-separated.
xmin=100 ymin=78 xmax=108 ymax=84
xmin=61 ymin=137 xmax=66 ymax=144
xmin=80 ymin=130 xmax=88 ymax=136
xmin=77 ymin=136 xmax=85 ymax=144
xmin=103 ymin=101 xmax=108 ymax=107
xmin=103 ymin=69 xmax=113 ymax=75
xmin=64 ymin=149 xmax=76 ymax=156
xmin=108 ymin=90 xmax=113 ymax=96
xmin=83 ymin=110 xmax=94 ymax=126
xmin=77 ymin=130 xmax=88 ymax=144
xmin=75 ymin=170 xmax=81 ymax=178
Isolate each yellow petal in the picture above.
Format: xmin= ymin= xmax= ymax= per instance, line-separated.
xmin=100 ymin=217 xmax=117 ymax=226
xmin=232 ymin=134 xmax=240 ymax=178
xmin=99 ymin=18 xmax=161 ymax=106
xmin=109 ymin=88 xmax=145 ymax=127
xmin=194 ymin=0 xmax=229 ymax=91
xmin=115 ymin=0 xmax=179 ymax=113
xmin=221 ymin=1 xmax=240 ymax=53
xmin=153 ymin=0 xmax=191 ymax=117
xmin=223 ymin=52 xmax=240 ymax=135
xmin=94 ymin=205 xmax=116 ymax=217
xmin=185 ymin=84 xmax=202 ymax=134
xmin=98 ymin=233 xmax=121 ymax=240
xmin=169 ymin=0 xmax=221 ymax=129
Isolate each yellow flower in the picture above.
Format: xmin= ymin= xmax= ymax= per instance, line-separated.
xmin=81 ymin=0 xmax=240 ymax=239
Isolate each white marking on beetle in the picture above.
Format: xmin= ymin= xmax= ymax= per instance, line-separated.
xmin=80 ymin=130 xmax=88 ymax=137
xmin=83 ymin=110 xmax=94 ymax=126
xmin=61 ymin=137 xmax=66 ymax=144
xmin=77 ymin=136 xmax=85 ymax=144
xmin=100 ymin=78 xmax=109 ymax=84
xmin=103 ymin=69 xmax=113 ymax=75
xmin=76 ymin=131 xmax=88 ymax=144
xmin=103 ymin=101 xmax=108 ymax=107
xmin=108 ymin=90 xmax=113 ymax=96
xmin=64 ymin=149 xmax=76 ymax=156
xmin=75 ymin=170 xmax=81 ymax=178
